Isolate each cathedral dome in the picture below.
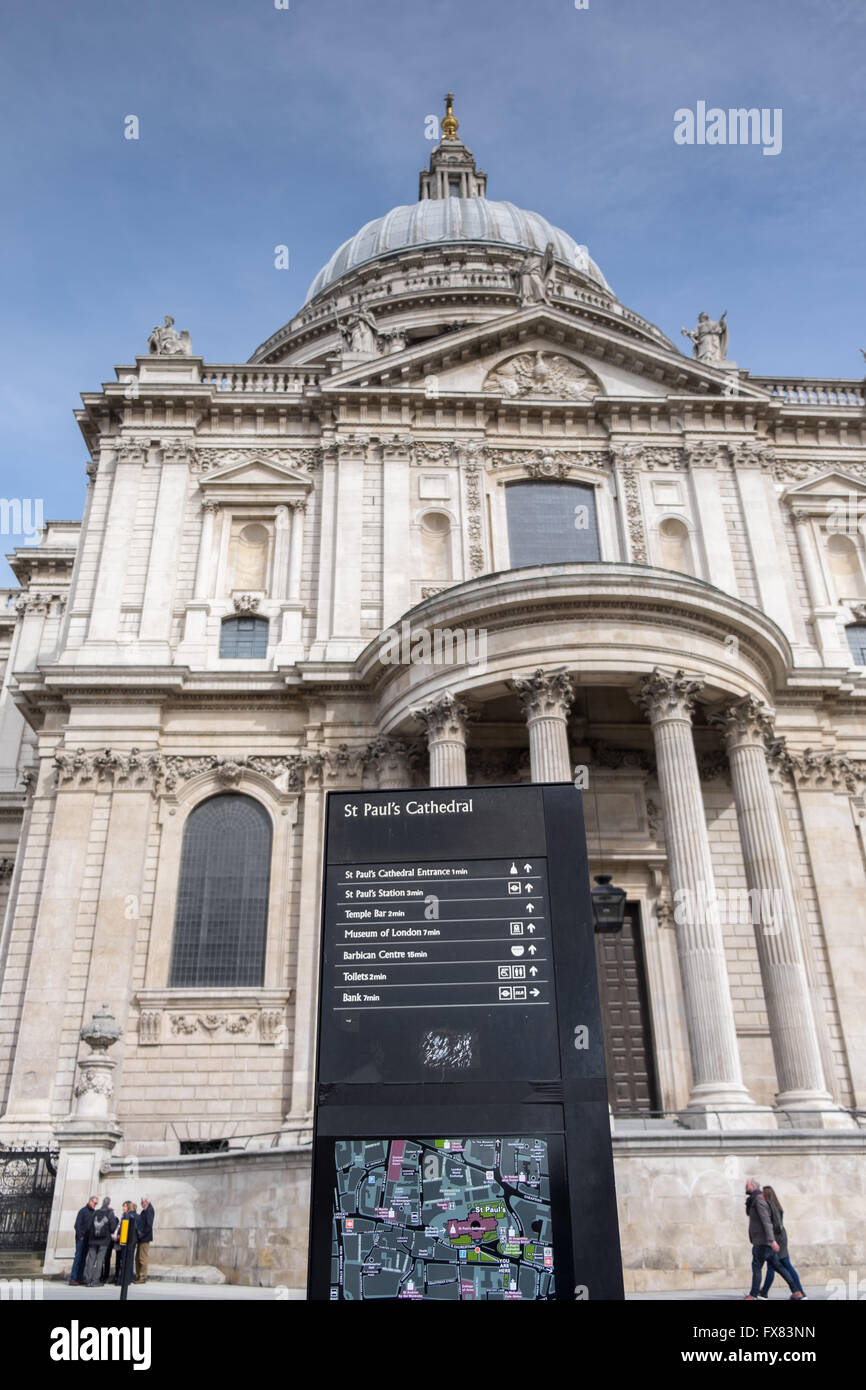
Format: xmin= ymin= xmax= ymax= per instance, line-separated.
xmin=304 ymin=197 xmax=611 ymax=303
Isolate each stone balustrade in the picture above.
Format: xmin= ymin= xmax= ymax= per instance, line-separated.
xmin=752 ymin=377 xmax=865 ymax=408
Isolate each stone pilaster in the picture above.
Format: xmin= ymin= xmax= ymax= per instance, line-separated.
xmin=710 ymin=697 xmax=837 ymax=1118
xmin=137 ymin=439 xmax=191 ymax=654
xmin=635 ymin=669 xmax=758 ymax=1123
xmin=411 ymin=693 xmax=470 ymax=787
xmin=510 ymin=668 xmax=574 ymax=782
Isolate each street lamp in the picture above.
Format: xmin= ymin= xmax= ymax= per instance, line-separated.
xmin=591 ymin=874 xmax=627 ymax=933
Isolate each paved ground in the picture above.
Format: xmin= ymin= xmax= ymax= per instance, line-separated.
xmin=31 ymin=1281 xmax=825 ymax=1301
xmin=629 ymin=1286 xmax=824 ymax=1301
xmin=39 ymin=1280 xmax=303 ymax=1300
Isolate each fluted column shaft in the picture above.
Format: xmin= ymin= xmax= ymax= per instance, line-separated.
xmin=511 ymin=669 xmax=574 ymax=782
xmin=713 ymin=698 xmax=832 ymax=1107
xmin=637 ymin=670 xmax=754 ymax=1112
xmin=410 ymin=694 xmax=469 ymax=787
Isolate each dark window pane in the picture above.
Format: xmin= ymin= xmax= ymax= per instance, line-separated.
xmin=169 ymin=793 xmax=272 ymax=987
xmin=845 ymin=624 xmax=866 ymax=665
xmin=219 ymin=616 xmax=269 ymax=658
xmin=505 ymin=481 xmax=600 ymax=568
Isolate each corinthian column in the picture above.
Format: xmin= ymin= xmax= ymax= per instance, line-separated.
xmin=635 ymin=669 xmax=757 ymax=1120
xmin=410 ymin=693 xmax=469 ymax=787
xmin=510 ymin=669 xmax=574 ymax=782
xmin=709 ymin=696 xmax=835 ymax=1113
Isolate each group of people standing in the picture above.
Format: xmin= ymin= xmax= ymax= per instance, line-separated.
xmin=69 ymin=1195 xmax=155 ymax=1288
xmin=744 ymin=1179 xmax=806 ymax=1299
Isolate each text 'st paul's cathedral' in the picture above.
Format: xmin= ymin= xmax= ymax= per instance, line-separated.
xmin=1 ymin=99 xmax=865 ymax=1290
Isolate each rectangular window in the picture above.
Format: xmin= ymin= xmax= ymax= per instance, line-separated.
xmin=505 ymin=481 xmax=600 ymax=568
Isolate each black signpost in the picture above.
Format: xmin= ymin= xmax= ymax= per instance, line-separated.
xmin=118 ymin=1214 xmax=137 ymax=1302
xmin=307 ymin=783 xmax=624 ymax=1301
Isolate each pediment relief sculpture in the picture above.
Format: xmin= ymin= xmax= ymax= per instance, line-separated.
xmin=482 ymin=350 xmax=600 ymax=401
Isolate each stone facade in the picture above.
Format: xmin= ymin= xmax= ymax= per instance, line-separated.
xmin=2 ymin=105 xmax=866 ymax=1289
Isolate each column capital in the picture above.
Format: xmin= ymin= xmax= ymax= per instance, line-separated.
xmin=708 ymin=694 xmax=776 ymax=748
xmin=634 ymin=668 xmax=704 ymax=724
xmin=364 ymin=735 xmax=419 ymax=786
xmin=410 ymin=692 xmax=471 ymax=742
xmin=509 ymin=668 xmax=574 ymax=722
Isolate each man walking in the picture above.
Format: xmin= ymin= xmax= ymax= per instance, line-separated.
xmin=69 ymin=1195 xmax=97 ymax=1286
xmin=133 ymin=1196 xmax=155 ymax=1284
xmin=743 ymin=1178 xmax=799 ymax=1300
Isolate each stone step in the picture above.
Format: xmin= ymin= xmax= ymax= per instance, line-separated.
xmin=0 ymin=1253 xmax=45 ymax=1278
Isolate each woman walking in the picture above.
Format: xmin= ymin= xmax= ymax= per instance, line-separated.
xmin=760 ymin=1185 xmax=807 ymax=1300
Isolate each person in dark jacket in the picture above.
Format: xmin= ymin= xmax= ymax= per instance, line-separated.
xmin=69 ymin=1196 xmax=97 ymax=1285
xmin=82 ymin=1197 xmax=117 ymax=1287
xmin=759 ymin=1185 xmax=806 ymax=1299
xmin=743 ymin=1178 xmax=801 ymax=1300
xmin=133 ymin=1196 xmax=155 ymax=1283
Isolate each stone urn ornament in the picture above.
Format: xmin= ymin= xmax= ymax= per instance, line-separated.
xmin=73 ymin=1004 xmax=122 ymax=1120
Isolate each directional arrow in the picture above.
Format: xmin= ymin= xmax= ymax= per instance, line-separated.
xmin=527 ymin=944 xmax=537 ymax=955
xmin=525 ymin=884 xmax=534 ymax=893
xmin=530 ymin=988 xmax=540 ymax=998
xmin=525 ymin=903 xmax=535 ymax=913
xmin=526 ymin=924 xmax=536 ymax=933
xmin=529 ymin=965 xmax=538 ymax=976
xmin=523 ymin=862 xmax=532 ymax=873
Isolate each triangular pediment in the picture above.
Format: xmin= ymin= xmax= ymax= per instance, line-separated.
xmin=784 ymin=469 xmax=866 ymax=498
xmin=200 ymin=457 xmax=313 ymax=490
xmin=317 ymin=304 xmax=771 ymax=403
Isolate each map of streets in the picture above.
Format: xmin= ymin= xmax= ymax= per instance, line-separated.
xmin=330 ymin=1137 xmax=555 ymax=1300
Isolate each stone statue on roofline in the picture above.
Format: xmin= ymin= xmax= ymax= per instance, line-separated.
xmin=336 ymin=307 xmax=382 ymax=358
xmin=681 ymin=310 xmax=728 ymax=365
xmin=147 ymin=314 xmax=192 ymax=356
xmin=516 ymin=242 xmax=556 ymax=306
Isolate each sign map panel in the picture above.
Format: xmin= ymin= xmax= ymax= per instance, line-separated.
xmin=308 ymin=785 xmax=625 ymax=1301
xmin=331 ymin=1137 xmax=555 ymax=1301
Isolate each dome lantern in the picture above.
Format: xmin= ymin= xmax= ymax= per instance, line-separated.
xmin=418 ymin=92 xmax=488 ymax=201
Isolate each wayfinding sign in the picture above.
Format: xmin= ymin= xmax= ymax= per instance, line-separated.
xmin=307 ymin=784 xmax=624 ymax=1301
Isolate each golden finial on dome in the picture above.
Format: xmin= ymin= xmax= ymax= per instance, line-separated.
xmin=442 ymin=92 xmax=459 ymax=141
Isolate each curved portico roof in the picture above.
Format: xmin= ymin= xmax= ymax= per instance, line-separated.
xmin=354 ymin=563 xmax=794 ymax=729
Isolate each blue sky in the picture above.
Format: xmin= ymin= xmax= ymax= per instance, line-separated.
xmin=1 ymin=0 xmax=864 ymax=581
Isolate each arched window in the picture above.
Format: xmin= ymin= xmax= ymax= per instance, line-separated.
xmin=826 ymin=533 xmax=865 ymax=599
xmin=220 ymin=615 xmax=269 ymax=658
xmin=845 ymin=624 xmax=866 ymax=666
xmin=169 ymin=793 xmax=272 ymax=988
xmin=658 ymin=517 xmax=695 ymax=576
xmin=420 ymin=511 xmax=453 ymax=581
xmin=505 ymin=481 xmax=600 ymax=568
